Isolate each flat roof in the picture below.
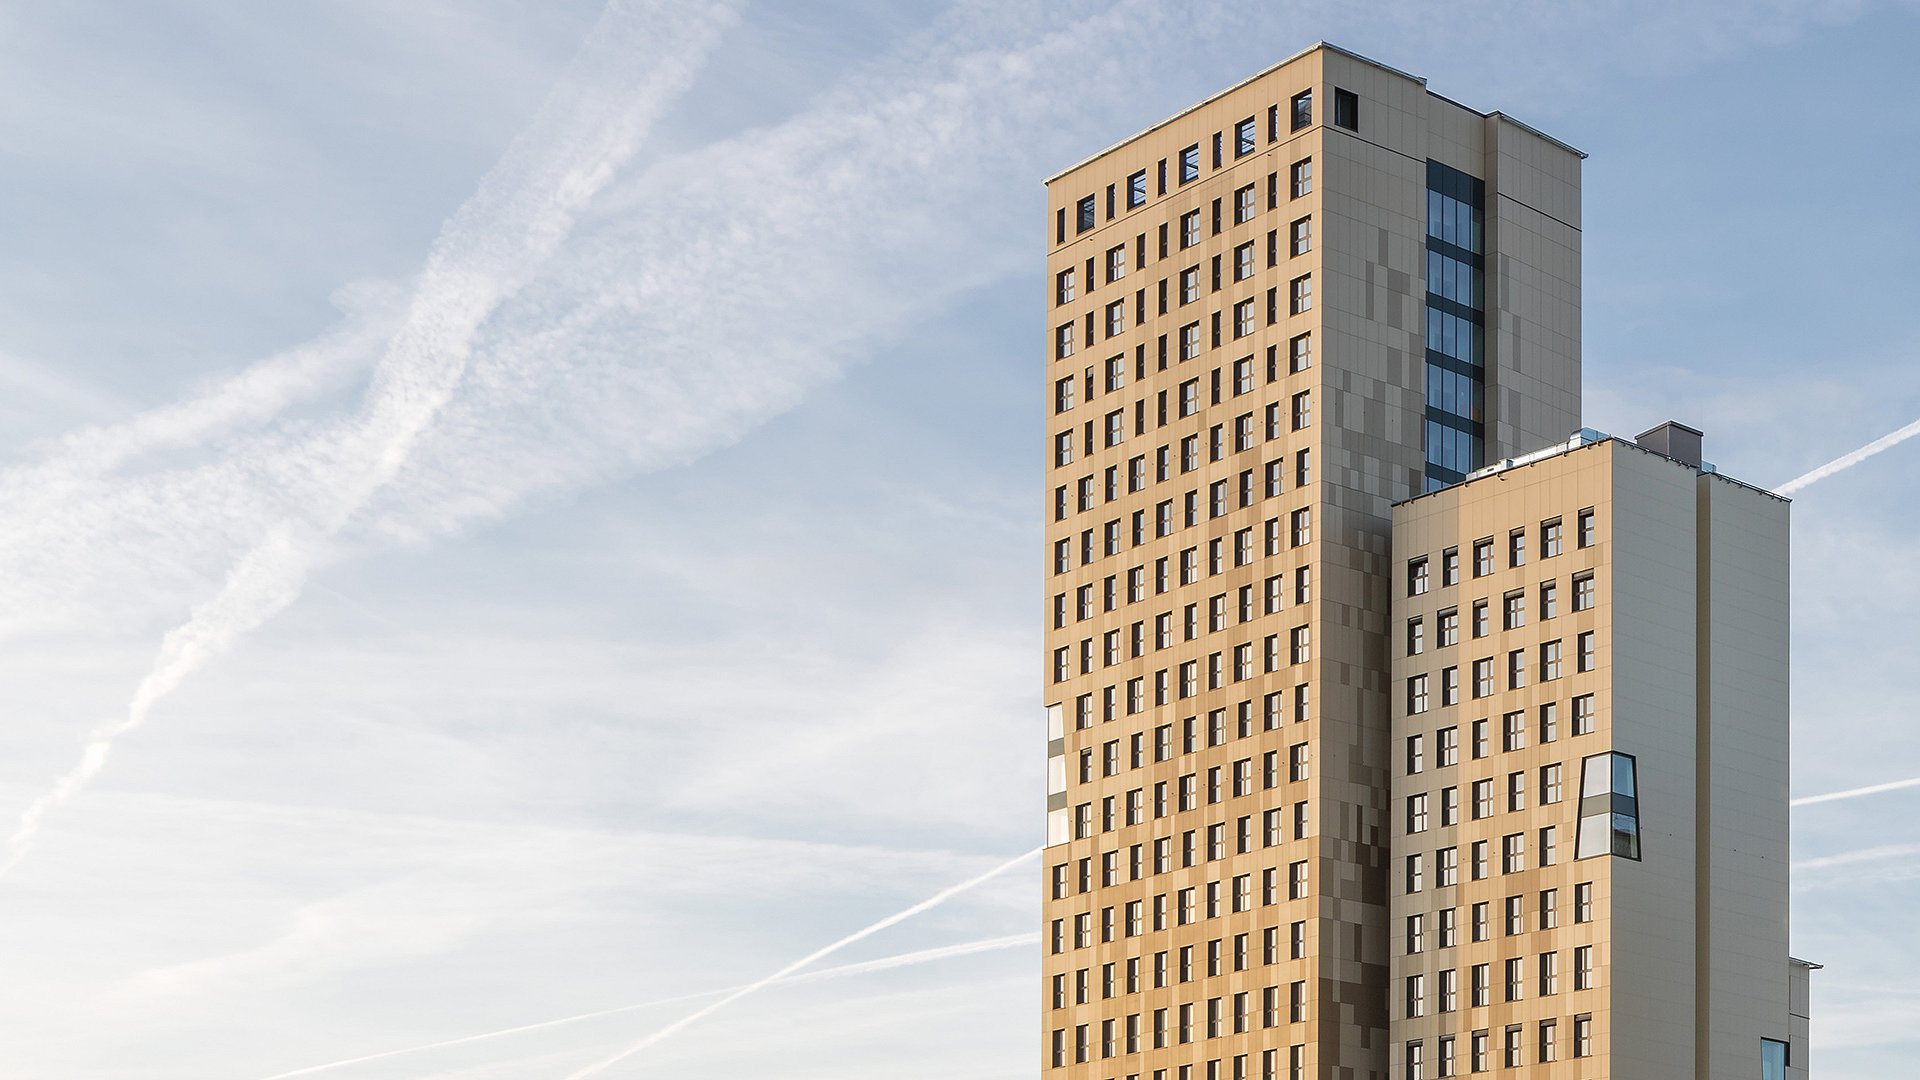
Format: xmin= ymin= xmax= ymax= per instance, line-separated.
xmin=1043 ymin=41 xmax=1584 ymax=186
xmin=1393 ymin=429 xmax=1789 ymax=508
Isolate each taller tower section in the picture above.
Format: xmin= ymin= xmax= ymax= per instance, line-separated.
xmin=1040 ymin=44 xmax=1583 ymax=1080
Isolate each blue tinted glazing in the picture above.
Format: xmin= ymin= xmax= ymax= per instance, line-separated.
xmin=1423 ymin=160 xmax=1487 ymax=489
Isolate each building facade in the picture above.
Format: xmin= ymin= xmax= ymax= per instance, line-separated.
xmin=1039 ymin=43 xmax=1799 ymax=1080
xmin=1391 ymin=427 xmax=1795 ymax=1078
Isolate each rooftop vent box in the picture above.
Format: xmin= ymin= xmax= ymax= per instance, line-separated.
xmin=1635 ymin=421 xmax=1704 ymax=468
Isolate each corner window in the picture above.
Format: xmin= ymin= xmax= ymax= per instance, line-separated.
xmin=1290 ymin=89 xmax=1312 ymax=131
xmin=1333 ymin=87 xmax=1359 ymax=131
xmin=1575 ymin=752 xmax=1641 ymax=860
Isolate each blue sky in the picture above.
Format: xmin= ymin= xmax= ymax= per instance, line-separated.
xmin=0 ymin=1 xmax=1915 ymax=1077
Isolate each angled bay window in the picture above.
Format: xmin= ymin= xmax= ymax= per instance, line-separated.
xmin=1575 ymin=752 xmax=1641 ymax=860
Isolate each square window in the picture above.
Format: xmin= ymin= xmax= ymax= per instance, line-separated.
xmin=1409 ymin=557 xmax=1431 ymax=596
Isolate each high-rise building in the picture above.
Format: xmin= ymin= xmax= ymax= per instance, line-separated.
xmin=1039 ymin=44 xmax=1802 ymax=1080
xmin=1392 ymin=424 xmax=1801 ymax=1079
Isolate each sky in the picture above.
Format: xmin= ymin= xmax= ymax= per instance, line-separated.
xmin=0 ymin=1 xmax=1916 ymax=1077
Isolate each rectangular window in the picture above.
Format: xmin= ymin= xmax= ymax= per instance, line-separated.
xmin=1234 ymin=183 xmax=1256 ymax=224
xmin=1542 ymin=639 xmax=1563 ymax=680
xmin=1180 ymin=144 xmax=1200 ymax=184
xmin=1289 ymin=274 xmax=1312 ymax=314
xmin=1577 ymin=508 xmax=1597 ymax=548
xmin=1290 ymin=89 xmax=1312 ymax=131
xmin=1181 ymin=210 xmax=1201 ymax=248
xmin=1234 ymin=298 xmax=1256 ymax=339
xmin=1573 ymin=694 xmax=1596 ymax=735
xmin=1408 ymin=557 xmax=1431 ymax=596
xmin=1289 ymin=332 xmax=1312 ymax=372
xmin=1290 ymin=157 xmax=1312 ymax=197
xmin=1127 ymin=169 xmax=1147 ymax=209
xmin=1077 ymin=195 xmax=1096 ymax=234
xmin=1290 ymin=216 xmax=1312 ymax=256
xmin=1180 ymin=323 xmax=1201 ymax=362
xmin=1473 ymin=538 xmax=1494 ymax=577
xmin=1333 ymin=87 xmax=1358 ymax=130
xmin=1509 ymin=529 xmax=1527 ymax=568
xmin=1502 ymin=832 xmax=1526 ymax=874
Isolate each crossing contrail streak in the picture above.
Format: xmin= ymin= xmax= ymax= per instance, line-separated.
xmin=557 ymin=846 xmax=1042 ymax=1080
xmin=1792 ymin=775 xmax=1920 ymax=807
xmin=0 ymin=0 xmax=741 ymax=878
xmin=1773 ymin=415 xmax=1920 ymax=495
xmin=252 ymin=932 xmax=1036 ymax=1080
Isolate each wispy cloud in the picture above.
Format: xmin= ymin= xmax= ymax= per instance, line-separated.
xmin=254 ymin=932 xmax=1035 ymax=1080
xmin=0 ymin=0 xmax=744 ymax=875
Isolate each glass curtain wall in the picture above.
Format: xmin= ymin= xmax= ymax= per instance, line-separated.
xmin=1423 ymin=161 xmax=1486 ymax=491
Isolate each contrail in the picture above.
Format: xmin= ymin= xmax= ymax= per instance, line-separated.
xmin=0 ymin=0 xmax=742 ymax=877
xmin=1793 ymin=841 xmax=1920 ymax=873
xmin=1793 ymin=775 xmax=1920 ymax=807
xmin=1773 ymin=415 xmax=1920 ymax=495
xmin=252 ymin=932 xmax=1035 ymax=1080
xmin=557 ymin=846 xmax=1042 ymax=1080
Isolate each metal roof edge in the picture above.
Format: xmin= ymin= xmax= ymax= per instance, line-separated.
xmin=1043 ymin=41 xmax=1426 ymax=186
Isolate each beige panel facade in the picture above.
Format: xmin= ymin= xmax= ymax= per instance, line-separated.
xmin=1388 ymin=436 xmax=1794 ymax=1079
xmin=1040 ymin=45 xmax=1587 ymax=1080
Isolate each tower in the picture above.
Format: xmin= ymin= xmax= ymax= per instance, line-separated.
xmin=1041 ymin=44 xmax=1584 ymax=1080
